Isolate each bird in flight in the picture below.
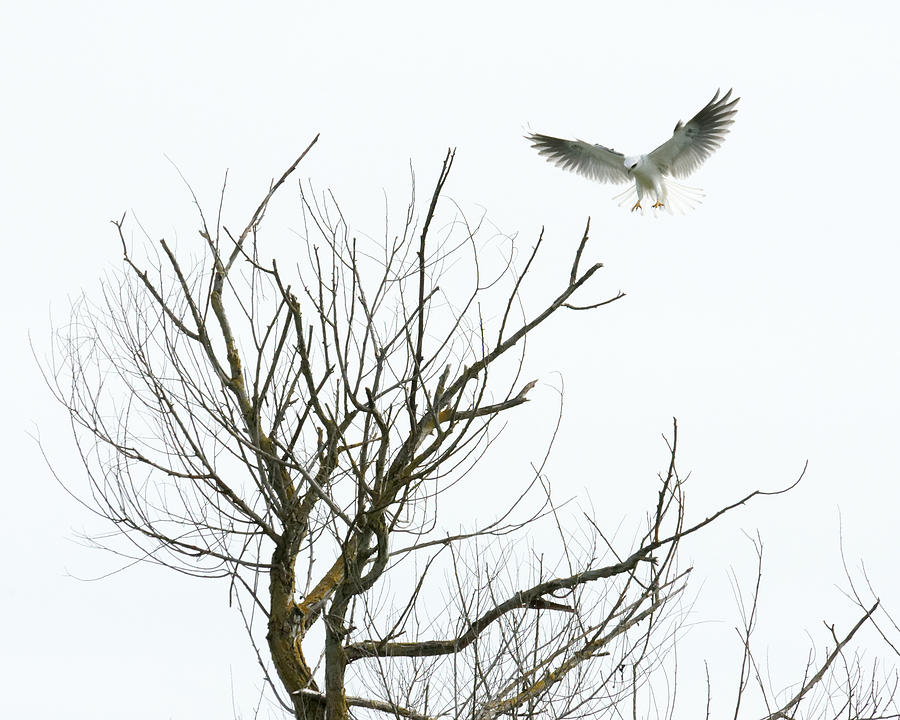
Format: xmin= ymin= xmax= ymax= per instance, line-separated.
xmin=527 ymin=89 xmax=739 ymax=213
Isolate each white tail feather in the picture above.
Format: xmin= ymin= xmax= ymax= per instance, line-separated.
xmin=613 ymin=179 xmax=706 ymax=216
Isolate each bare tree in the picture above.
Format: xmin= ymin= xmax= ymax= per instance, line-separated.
xmin=44 ymin=140 xmax=899 ymax=719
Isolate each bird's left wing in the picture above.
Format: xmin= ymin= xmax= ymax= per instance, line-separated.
xmin=527 ymin=133 xmax=630 ymax=184
xmin=648 ymin=89 xmax=739 ymax=178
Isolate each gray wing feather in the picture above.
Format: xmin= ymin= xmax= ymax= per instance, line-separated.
xmin=648 ymin=89 xmax=739 ymax=178
xmin=527 ymin=133 xmax=630 ymax=185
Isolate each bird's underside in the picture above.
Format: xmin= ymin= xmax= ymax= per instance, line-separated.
xmin=527 ymin=88 xmax=739 ymax=213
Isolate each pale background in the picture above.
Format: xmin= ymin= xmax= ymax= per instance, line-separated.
xmin=1 ymin=1 xmax=898 ymax=717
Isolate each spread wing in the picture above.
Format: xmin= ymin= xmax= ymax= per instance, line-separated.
xmin=648 ymin=89 xmax=739 ymax=178
xmin=527 ymin=133 xmax=630 ymax=185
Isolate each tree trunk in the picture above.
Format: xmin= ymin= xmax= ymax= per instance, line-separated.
xmin=267 ymin=540 xmax=322 ymax=720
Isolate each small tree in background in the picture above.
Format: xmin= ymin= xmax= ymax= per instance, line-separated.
xmin=44 ymin=140 xmax=899 ymax=719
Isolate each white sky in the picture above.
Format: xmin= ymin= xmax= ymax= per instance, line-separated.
xmin=1 ymin=1 xmax=899 ymax=717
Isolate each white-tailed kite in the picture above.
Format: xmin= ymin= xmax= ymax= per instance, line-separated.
xmin=528 ymin=89 xmax=739 ymax=213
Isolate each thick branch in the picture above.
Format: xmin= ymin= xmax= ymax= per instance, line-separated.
xmin=345 ymin=549 xmax=653 ymax=661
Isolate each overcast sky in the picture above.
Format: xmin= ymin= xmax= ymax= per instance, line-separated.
xmin=2 ymin=1 xmax=899 ymax=717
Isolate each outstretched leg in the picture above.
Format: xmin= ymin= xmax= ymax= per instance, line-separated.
xmin=652 ymin=181 xmax=666 ymax=209
xmin=631 ymin=185 xmax=644 ymax=212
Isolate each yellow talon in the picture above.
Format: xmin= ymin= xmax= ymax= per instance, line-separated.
xmin=652 ymin=201 xmax=665 ymax=208
xmin=631 ymin=201 xmax=642 ymax=212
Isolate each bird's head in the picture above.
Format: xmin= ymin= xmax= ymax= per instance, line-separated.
xmin=624 ymin=156 xmax=640 ymax=172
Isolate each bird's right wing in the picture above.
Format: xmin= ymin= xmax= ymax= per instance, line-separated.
xmin=527 ymin=133 xmax=630 ymax=184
